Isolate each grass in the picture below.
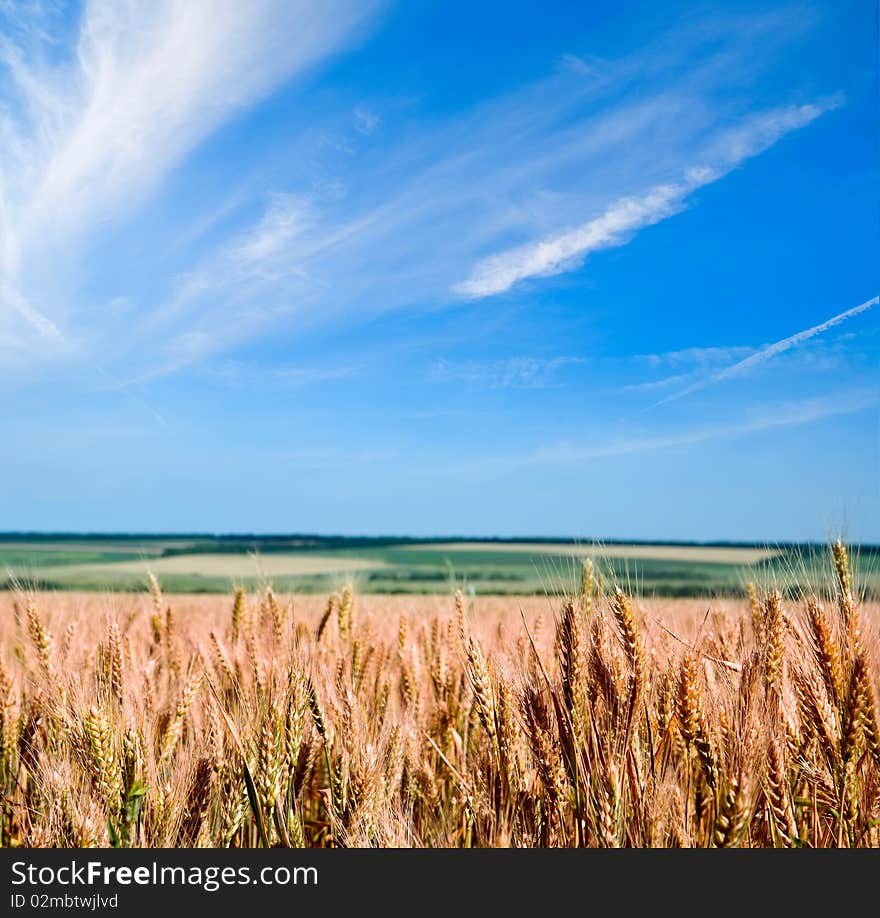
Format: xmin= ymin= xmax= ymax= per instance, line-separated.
xmin=0 ymin=541 xmax=878 ymax=847
xmin=2 ymin=534 xmax=878 ymax=597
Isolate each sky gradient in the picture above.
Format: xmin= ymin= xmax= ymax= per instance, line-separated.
xmin=1 ymin=0 xmax=877 ymax=541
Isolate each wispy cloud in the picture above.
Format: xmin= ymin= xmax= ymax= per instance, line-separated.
xmin=0 ymin=3 xmax=844 ymax=395
xmin=430 ymin=356 xmax=583 ymax=389
xmin=454 ymin=99 xmax=839 ymax=298
xmin=0 ymin=0 xmax=379 ymax=356
xmin=454 ymin=181 xmax=687 ymax=299
xmin=118 ymin=194 xmax=320 ymax=380
xmin=228 ymin=194 xmax=314 ymax=274
xmin=135 ymin=90 xmax=837 ymax=381
xmin=558 ymin=52 xmax=600 ymax=77
xmin=639 ymin=345 xmax=754 ymax=368
xmin=621 ymin=372 xmax=696 ymax=393
xmin=533 ymin=389 xmax=880 ymax=463
xmin=624 ymin=346 xmax=754 ymax=392
xmin=655 ymin=295 xmax=878 ymax=406
xmin=354 ymin=107 xmax=381 ymax=135
xmin=6 ymin=1 xmax=378 ymax=237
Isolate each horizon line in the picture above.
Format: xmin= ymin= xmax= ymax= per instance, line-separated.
xmin=0 ymin=531 xmax=876 ymax=550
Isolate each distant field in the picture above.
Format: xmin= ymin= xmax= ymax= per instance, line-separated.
xmin=43 ymin=552 xmax=385 ymax=580
xmin=411 ymin=542 xmax=779 ymax=564
xmin=1 ymin=534 xmax=877 ymax=597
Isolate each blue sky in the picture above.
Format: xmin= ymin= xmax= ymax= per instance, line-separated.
xmin=0 ymin=0 xmax=877 ymax=541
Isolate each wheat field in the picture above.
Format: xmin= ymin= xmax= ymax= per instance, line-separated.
xmin=0 ymin=542 xmax=877 ymax=848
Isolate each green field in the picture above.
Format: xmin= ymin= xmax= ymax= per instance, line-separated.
xmin=1 ymin=534 xmax=878 ymax=597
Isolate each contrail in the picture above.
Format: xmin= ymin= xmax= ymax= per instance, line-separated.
xmin=93 ymin=365 xmax=169 ymax=428
xmin=654 ymin=294 xmax=878 ymax=407
xmin=3 ymin=283 xmax=67 ymax=343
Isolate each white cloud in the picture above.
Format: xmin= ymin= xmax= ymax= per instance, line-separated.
xmin=17 ymin=1 xmax=376 ymax=236
xmin=228 ymin=194 xmax=313 ymax=277
xmin=454 ymin=100 xmax=838 ymax=298
xmin=623 ymin=346 xmax=754 ymax=391
xmin=558 ymin=53 xmax=600 ymax=77
xmin=430 ymin=356 xmax=584 ymax=389
xmin=0 ymin=0 xmax=379 ymax=351
xmin=621 ymin=372 xmax=695 ymax=393
xmin=119 ymin=194 xmax=318 ymax=380
xmin=639 ymin=345 xmax=754 ymax=368
xmin=354 ymin=107 xmax=381 ymax=135
xmin=0 ymin=3 xmax=845 ymax=393
xmin=108 ymin=11 xmax=837 ymax=383
xmin=454 ymin=182 xmax=686 ymax=298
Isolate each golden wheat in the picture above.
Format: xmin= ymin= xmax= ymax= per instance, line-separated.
xmin=0 ymin=547 xmax=877 ymax=848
